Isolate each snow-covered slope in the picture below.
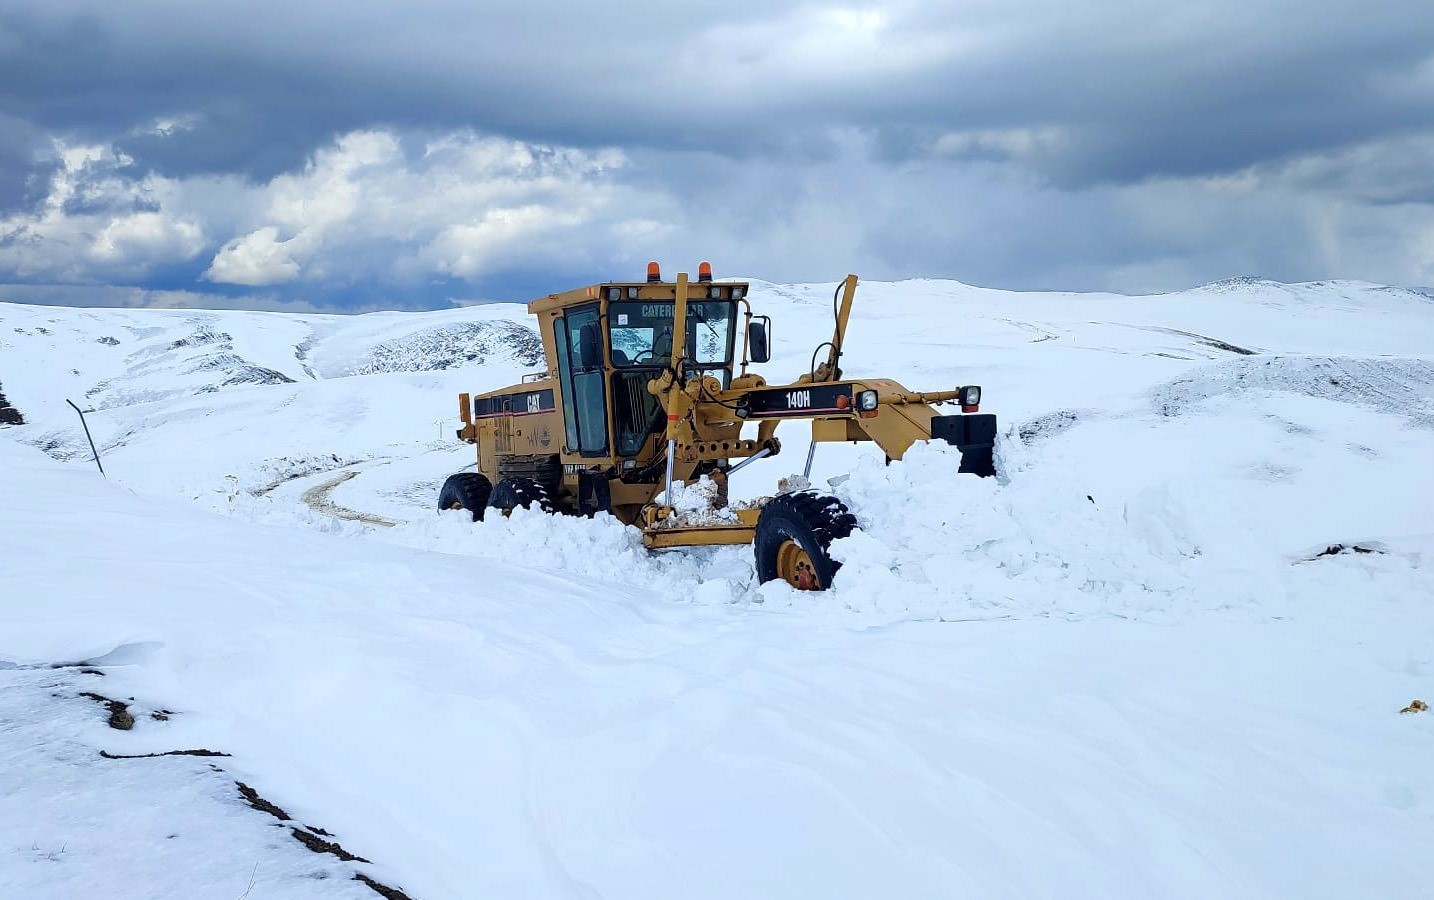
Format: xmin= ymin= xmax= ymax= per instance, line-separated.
xmin=2 ymin=277 xmax=1433 ymax=898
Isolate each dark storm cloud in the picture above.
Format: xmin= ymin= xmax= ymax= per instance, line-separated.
xmin=0 ymin=113 xmax=53 ymax=211
xmin=1 ymin=0 xmax=1433 ymax=302
xmin=5 ymin=0 xmax=1428 ymax=184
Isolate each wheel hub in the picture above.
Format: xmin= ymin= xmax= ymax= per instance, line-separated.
xmin=776 ymin=540 xmax=821 ymax=590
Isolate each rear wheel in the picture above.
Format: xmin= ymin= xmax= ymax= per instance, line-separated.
xmin=438 ymin=472 xmax=492 ymax=522
xmin=487 ymin=477 xmax=553 ymax=517
xmin=754 ymin=492 xmax=858 ymax=590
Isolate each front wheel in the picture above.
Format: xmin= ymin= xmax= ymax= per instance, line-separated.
xmin=487 ymin=477 xmax=554 ymax=516
xmin=753 ymin=492 xmax=858 ymax=590
xmin=438 ymin=472 xmax=492 ymax=522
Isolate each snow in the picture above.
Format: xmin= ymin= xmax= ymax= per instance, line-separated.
xmin=2 ymin=276 xmax=1434 ymax=898
xmin=0 ymin=666 xmax=372 ymax=899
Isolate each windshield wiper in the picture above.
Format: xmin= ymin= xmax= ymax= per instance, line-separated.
xmin=687 ymin=307 xmax=722 ymax=345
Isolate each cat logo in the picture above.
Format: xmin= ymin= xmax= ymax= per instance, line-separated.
xmin=786 ymin=389 xmax=811 ymax=409
xmin=526 ymin=394 xmax=542 ymax=414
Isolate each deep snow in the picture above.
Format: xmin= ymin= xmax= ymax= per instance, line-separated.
xmin=2 ymin=276 xmax=1433 ymax=898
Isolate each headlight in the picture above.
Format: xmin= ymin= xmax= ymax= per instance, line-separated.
xmin=606 ymin=287 xmax=621 ymax=301
xmin=960 ymin=385 xmax=981 ymax=406
xmin=732 ymin=285 xmax=746 ymax=299
xmin=857 ymin=389 xmax=879 ymax=411
xmin=709 ymin=285 xmax=725 ymax=299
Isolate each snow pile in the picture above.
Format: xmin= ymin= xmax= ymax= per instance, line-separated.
xmin=395 ymin=441 xmax=1259 ymax=624
xmin=815 ymin=442 xmax=1241 ymax=621
xmin=653 ymin=475 xmax=741 ymax=526
xmin=394 ymin=504 xmax=755 ymax=603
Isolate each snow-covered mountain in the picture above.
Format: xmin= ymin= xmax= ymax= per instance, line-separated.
xmin=2 ymin=278 xmax=1433 ymax=899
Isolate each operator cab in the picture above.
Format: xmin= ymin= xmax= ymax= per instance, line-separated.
xmin=530 ymin=263 xmax=750 ymax=465
xmin=608 ymin=299 xmax=738 ymax=379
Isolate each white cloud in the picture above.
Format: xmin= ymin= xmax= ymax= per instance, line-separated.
xmin=204 ymin=226 xmax=301 ymax=285
xmin=6 ymin=119 xmax=1434 ymax=306
xmin=0 ymin=140 xmax=206 ymax=281
xmin=2 ymin=127 xmax=671 ymax=292
xmin=202 ymin=129 xmax=651 ymax=286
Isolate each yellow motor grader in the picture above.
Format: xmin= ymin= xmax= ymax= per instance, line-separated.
xmin=439 ymin=262 xmax=997 ymax=590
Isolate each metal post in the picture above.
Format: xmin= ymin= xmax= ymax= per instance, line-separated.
xmin=661 ymin=271 xmax=691 ymax=505
xmin=66 ymin=399 xmax=105 ymax=477
xmin=724 ymin=447 xmax=771 ymax=476
xmin=803 ymin=441 xmax=817 ymax=479
xmin=665 ymin=438 xmax=677 ymax=502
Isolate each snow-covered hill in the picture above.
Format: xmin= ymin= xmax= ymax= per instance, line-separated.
xmin=2 ymin=277 xmax=1433 ymax=899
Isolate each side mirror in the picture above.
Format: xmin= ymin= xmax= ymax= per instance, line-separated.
xmin=578 ymin=322 xmax=603 ymax=371
xmin=747 ymin=318 xmax=771 ymax=364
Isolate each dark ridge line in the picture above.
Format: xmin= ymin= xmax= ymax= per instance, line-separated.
xmin=101 ymin=748 xmax=230 ymax=759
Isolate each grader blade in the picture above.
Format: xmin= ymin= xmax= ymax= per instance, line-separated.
xmin=931 ymin=413 xmax=998 ymax=476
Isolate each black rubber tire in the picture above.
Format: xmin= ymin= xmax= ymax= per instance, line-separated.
xmin=497 ymin=454 xmax=562 ymax=498
xmin=438 ymin=472 xmax=492 ymax=522
xmin=487 ymin=476 xmax=553 ymax=515
xmin=753 ymin=492 xmax=859 ymax=590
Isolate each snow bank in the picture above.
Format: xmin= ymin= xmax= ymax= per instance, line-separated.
xmin=812 ymin=441 xmax=1213 ymax=621
xmin=383 ymin=434 xmax=1368 ymax=627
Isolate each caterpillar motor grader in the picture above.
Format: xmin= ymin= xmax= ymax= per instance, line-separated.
xmin=439 ymin=262 xmax=997 ymax=590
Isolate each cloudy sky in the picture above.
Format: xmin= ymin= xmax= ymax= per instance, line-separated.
xmin=2 ymin=0 xmax=1432 ymax=311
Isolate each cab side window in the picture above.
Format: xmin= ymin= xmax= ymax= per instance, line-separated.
xmin=555 ymin=305 xmax=608 ymax=455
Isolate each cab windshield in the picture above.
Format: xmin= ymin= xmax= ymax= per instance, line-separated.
xmin=608 ymin=300 xmax=735 ymax=369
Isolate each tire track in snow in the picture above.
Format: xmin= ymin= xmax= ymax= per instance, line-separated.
xmin=300 ymin=470 xmax=400 ymax=528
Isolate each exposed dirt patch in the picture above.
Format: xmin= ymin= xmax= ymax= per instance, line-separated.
xmin=355 ymin=872 xmax=416 ymax=900
xmin=80 ymin=691 xmax=135 ymax=730
xmin=232 ymin=780 xmax=413 ymax=897
xmin=237 ymin=781 xmax=291 ymax=820
xmin=44 ymin=648 xmax=415 ymax=895
xmin=0 ymin=380 xmax=24 ymax=426
xmin=1295 ymin=542 xmax=1388 ymax=563
xmin=1017 ymin=409 xmax=1086 ymax=444
xmin=1313 ymin=543 xmax=1383 ymax=558
xmin=290 ymin=826 xmax=371 ymax=863
xmin=47 ymin=662 xmax=106 ymax=676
